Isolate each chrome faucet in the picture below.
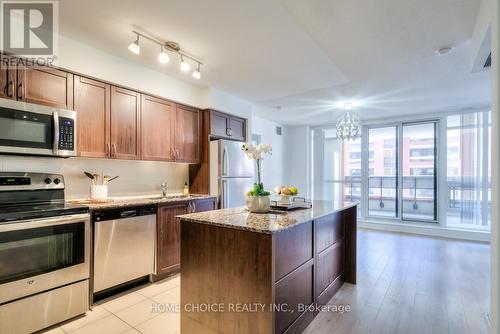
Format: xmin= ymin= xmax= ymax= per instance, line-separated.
xmin=160 ymin=182 xmax=168 ymax=198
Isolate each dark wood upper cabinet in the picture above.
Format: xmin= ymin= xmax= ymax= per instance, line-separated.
xmin=175 ymin=104 xmax=200 ymax=163
xmin=74 ymin=76 xmax=111 ymax=158
xmin=210 ymin=110 xmax=229 ymax=137
xmin=141 ymin=95 xmax=176 ymax=162
xmin=228 ymin=116 xmax=246 ymax=141
xmin=17 ymin=65 xmax=73 ymax=109
xmin=110 ymin=86 xmax=141 ymax=160
xmin=0 ymin=55 xmax=16 ymax=100
xmin=208 ymin=109 xmax=247 ymax=141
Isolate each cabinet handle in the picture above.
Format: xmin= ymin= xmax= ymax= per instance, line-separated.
xmin=227 ymin=128 xmax=232 ymax=137
xmin=111 ymin=144 xmax=116 ymax=157
xmin=175 ymin=148 xmax=180 ymax=159
xmin=192 ymin=201 xmax=196 ymax=212
xmin=16 ymin=83 xmax=23 ymax=100
xmin=6 ymin=80 xmax=13 ymax=98
xmin=106 ymin=143 xmax=110 ymax=157
xmin=170 ymin=148 xmax=175 ymax=160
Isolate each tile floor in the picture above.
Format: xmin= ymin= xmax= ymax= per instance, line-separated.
xmin=39 ymin=275 xmax=180 ymax=334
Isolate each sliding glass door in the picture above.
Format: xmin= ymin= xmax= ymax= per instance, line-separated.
xmin=401 ymin=122 xmax=437 ymax=221
xmin=368 ymin=127 xmax=398 ymax=218
xmin=367 ymin=122 xmax=437 ymax=222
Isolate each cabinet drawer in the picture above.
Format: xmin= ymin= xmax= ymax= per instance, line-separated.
xmin=275 ymin=262 xmax=314 ymax=334
xmin=316 ymin=240 xmax=344 ymax=302
xmin=316 ymin=212 xmax=344 ymax=253
xmin=275 ymin=222 xmax=313 ymax=281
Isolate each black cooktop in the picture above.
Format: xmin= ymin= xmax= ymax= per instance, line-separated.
xmin=0 ymin=203 xmax=89 ymax=223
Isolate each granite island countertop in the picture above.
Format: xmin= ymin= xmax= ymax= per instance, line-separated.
xmin=178 ymin=200 xmax=358 ymax=234
xmin=66 ymin=194 xmax=216 ymax=210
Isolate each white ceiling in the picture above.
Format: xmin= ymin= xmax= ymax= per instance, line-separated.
xmin=59 ymin=0 xmax=490 ymax=125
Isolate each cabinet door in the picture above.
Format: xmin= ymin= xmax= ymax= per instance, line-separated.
xmin=228 ymin=116 xmax=246 ymax=141
xmin=74 ymin=76 xmax=110 ymax=158
xmin=141 ymin=95 xmax=175 ymax=161
xmin=193 ymin=198 xmax=217 ymax=213
xmin=210 ymin=110 xmax=229 ymax=137
xmin=0 ymin=55 xmax=16 ymax=100
xmin=110 ymin=86 xmax=141 ymax=160
xmin=156 ymin=203 xmax=188 ymax=277
xmin=175 ymin=105 xmax=200 ymax=163
xmin=17 ymin=65 xmax=73 ymax=109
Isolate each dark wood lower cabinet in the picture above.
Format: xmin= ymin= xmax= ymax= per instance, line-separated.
xmin=180 ymin=205 xmax=357 ymax=334
xmin=154 ymin=198 xmax=217 ymax=281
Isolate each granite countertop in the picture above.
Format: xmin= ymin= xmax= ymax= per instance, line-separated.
xmin=66 ymin=194 xmax=216 ymax=210
xmin=177 ymin=200 xmax=358 ymax=234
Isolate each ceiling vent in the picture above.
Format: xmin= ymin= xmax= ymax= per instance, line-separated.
xmin=276 ymin=126 xmax=282 ymax=136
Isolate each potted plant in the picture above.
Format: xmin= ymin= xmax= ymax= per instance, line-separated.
xmin=242 ymin=143 xmax=272 ymax=213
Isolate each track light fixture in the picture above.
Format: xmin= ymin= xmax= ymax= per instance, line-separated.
xmin=128 ymin=30 xmax=202 ymax=79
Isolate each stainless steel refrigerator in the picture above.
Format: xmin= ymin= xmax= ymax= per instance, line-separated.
xmin=210 ymin=139 xmax=254 ymax=208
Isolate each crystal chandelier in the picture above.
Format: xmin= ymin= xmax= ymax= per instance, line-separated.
xmin=336 ymin=103 xmax=361 ymax=141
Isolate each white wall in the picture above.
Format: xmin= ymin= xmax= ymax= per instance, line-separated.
xmin=251 ymin=113 xmax=285 ymax=189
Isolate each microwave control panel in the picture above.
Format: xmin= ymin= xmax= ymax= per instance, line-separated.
xmin=58 ymin=117 xmax=75 ymax=151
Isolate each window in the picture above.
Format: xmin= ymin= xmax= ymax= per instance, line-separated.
xmin=311 ymin=128 xmax=362 ymax=215
xmin=311 ymin=111 xmax=491 ymax=231
xmin=446 ymin=112 xmax=491 ymax=230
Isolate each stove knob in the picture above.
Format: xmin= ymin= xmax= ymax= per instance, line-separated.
xmin=53 ymin=178 xmax=61 ymax=185
xmin=44 ymin=178 xmax=52 ymax=184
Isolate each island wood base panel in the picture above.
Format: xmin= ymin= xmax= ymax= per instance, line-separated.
xmin=180 ymin=206 xmax=357 ymax=334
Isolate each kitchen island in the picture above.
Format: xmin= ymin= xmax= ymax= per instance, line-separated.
xmin=178 ymin=200 xmax=358 ymax=334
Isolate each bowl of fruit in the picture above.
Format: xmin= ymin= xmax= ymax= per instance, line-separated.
xmin=273 ymin=186 xmax=299 ymax=205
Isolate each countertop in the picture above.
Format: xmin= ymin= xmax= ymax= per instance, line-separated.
xmin=177 ymin=200 xmax=358 ymax=234
xmin=66 ymin=194 xmax=216 ymax=210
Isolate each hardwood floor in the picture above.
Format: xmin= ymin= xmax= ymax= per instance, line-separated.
xmin=304 ymin=229 xmax=490 ymax=334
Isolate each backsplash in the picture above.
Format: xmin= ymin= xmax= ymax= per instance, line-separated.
xmin=0 ymin=155 xmax=189 ymax=199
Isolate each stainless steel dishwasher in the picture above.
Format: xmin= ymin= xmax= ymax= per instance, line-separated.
xmin=93 ymin=205 xmax=156 ymax=292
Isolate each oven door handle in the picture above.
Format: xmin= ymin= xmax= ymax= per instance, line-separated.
xmin=53 ymin=111 xmax=60 ymax=155
xmin=0 ymin=213 xmax=90 ymax=232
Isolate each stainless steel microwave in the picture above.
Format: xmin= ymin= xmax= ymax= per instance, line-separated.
xmin=0 ymin=99 xmax=77 ymax=157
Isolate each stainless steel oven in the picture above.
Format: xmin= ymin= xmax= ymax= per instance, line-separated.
xmin=0 ymin=214 xmax=90 ymax=304
xmin=0 ymin=99 xmax=77 ymax=157
xmin=0 ymin=172 xmax=90 ymax=334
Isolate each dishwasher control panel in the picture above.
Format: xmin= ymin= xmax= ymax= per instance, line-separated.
xmin=93 ymin=205 xmax=157 ymax=222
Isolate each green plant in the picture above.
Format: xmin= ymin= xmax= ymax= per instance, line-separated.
xmin=246 ymin=183 xmax=270 ymax=197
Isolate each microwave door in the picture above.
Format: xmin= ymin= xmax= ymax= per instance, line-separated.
xmin=0 ymin=106 xmax=54 ymax=156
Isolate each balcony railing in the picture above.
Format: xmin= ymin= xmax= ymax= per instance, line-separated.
xmin=325 ymin=175 xmax=491 ymax=225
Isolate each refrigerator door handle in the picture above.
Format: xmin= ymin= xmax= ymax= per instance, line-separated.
xmin=221 ymin=179 xmax=228 ymax=208
xmin=222 ymin=146 xmax=229 ymax=177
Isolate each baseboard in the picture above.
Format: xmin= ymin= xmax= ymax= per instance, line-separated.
xmin=358 ymin=220 xmax=490 ymax=243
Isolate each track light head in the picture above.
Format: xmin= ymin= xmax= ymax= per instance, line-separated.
xmin=158 ymin=46 xmax=170 ymax=64
xmin=192 ymin=63 xmax=201 ymax=79
xmin=128 ymin=35 xmax=140 ymax=55
xmin=180 ymin=56 xmax=191 ymax=72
